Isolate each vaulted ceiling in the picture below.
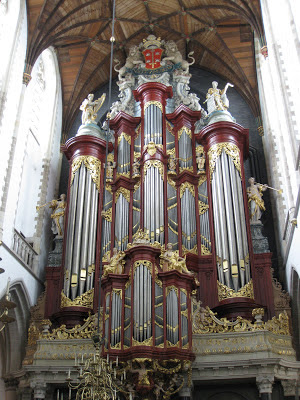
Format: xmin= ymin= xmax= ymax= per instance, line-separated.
xmin=25 ymin=0 xmax=265 ymax=134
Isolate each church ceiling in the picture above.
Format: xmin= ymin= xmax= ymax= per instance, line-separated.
xmin=25 ymin=0 xmax=264 ymax=134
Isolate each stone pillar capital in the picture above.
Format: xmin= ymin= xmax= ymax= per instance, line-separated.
xmin=256 ymin=376 xmax=274 ymax=394
xmin=281 ymin=379 xmax=297 ymax=397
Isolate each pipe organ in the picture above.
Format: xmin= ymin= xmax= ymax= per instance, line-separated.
xmin=44 ymin=34 xmax=277 ymax=398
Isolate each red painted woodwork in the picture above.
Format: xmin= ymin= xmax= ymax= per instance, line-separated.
xmin=186 ymin=254 xmax=218 ymax=308
xmin=44 ymin=266 xmax=62 ymax=318
xmin=166 ymin=104 xmax=201 ymax=128
xmin=195 ymin=121 xmax=249 ymax=159
xmin=133 ymin=82 xmax=173 ymax=107
xmin=213 ymin=297 xmax=262 ymax=320
xmin=252 ymin=252 xmax=275 ymax=319
xmin=62 ymin=135 xmax=113 ymax=163
xmin=109 ymin=112 xmax=140 ymax=134
xmin=51 ymin=307 xmax=91 ymax=329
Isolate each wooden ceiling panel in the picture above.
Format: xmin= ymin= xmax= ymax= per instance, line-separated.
xmin=25 ymin=0 xmax=264 ymax=133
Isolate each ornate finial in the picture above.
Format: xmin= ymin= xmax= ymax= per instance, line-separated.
xmin=142 ymin=35 xmax=162 ymax=49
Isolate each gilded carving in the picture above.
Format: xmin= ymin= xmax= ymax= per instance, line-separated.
xmin=208 ymin=142 xmax=241 ymax=179
xmin=71 ymin=156 xmax=101 ymax=191
xmin=180 ymin=182 xmax=195 ymax=198
xmin=198 ymin=200 xmax=209 ymax=215
xmin=61 ymin=289 xmax=94 ymax=308
xmin=133 ymin=260 xmax=153 ymax=274
xmin=217 ymin=279 xmax=254 ymax=301
xmin=144 ymin=160 xmax=164 ymax=180
xmin=115 ymin=187 xmax=130 ymax=202
xmin=118 ymin=132 xmax=131 ymax=145
xmin=132 ymin=336 xmax=153 ymax=346
xmin=144 ymin=100 xmax=163 ymax=112
xmin=192 ymin=299 xmax=290 ymax=336
xmin=101 ymin=207 xmax=112 ymax=222
xmin=45 ymin=312 xmax=102 ymax=340
xmin=178 ymin=126 xmax=192 ymax=140
xmin=166 ymin=121 xmax=174 ymax=136
xmin=198 ymin=175 xmax=207 ymax=188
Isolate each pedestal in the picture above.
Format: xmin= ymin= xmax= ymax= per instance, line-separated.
xmin=250 ymin=222 xmax=270 ymax=253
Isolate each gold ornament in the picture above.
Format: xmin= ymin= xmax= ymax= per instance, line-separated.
xmin=178 ymin=126 xmax=192 ymax=140
xmin=208 ymin=142 xmax=241 ymax=180
xmin=198 ymin=200 xmax=209 ymax=215
xmin=144 ymin=100 xmax=163 ymax=112
xmin=118 ymin=132 xmax=131 ymax=145
xmin=144 ymin=160 xmax=164 ymax=180
xmin=61 ymin=289 xmax=94 ymax=309
xmin=217 ymin=280 xmax=254 ymax=301
xmin=71 ymin=156 xmax=101 ymax=191
xmin=180 ymin=181 xmax=195 ymax=198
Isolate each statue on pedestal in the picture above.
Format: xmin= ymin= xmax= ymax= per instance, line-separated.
xmin=103 ymin=247 xmax=126 ymax=276
xmin=132 ymin=156 xmax=140 ymax=178
xmin=79 ymin=93 xmax=106 ymax=125
xmin=160 ymin=243 xmax=192 ymax=275
xmin=49 ymin=194 xmax=67 ymax=237
xmin=168 ymin=154 xmax=177 ymax=174
xmin=196 ymin=147 xmax=206 ymax=173
xmin=204 ymin=81 xmax=234 ymax=114
xmin=247 ymin=177 xmax=268 ymax=224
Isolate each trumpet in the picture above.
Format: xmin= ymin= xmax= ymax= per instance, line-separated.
xmin=255 ymin=182 xmax=283 ymax=195
xmin=36 ymin=199 xmax=58 ymax=211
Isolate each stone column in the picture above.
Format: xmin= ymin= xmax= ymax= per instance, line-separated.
xmin=256 ymin=376 xmax=274 ymax=400
xmin=4 ymin=378 xmax=18 ymax=400
xmin=19 ymin=387 xmax=32 ymax=400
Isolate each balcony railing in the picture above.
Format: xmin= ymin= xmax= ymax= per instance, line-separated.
xmin=12 ymin=229 xmax=37 ymax=270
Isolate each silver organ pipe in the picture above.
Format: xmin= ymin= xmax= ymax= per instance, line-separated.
xmin=211 ymin=147 xmax=251 ymax=291
xmin=133 ymin=263 xmax=152 ymax=342
xmin=64 ymin=158 xmax=101 ymax=300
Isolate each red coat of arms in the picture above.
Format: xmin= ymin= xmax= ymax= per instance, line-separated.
xmin=142 ymin=48 xmax=163 ymax=69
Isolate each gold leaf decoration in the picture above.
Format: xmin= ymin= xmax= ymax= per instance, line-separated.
xmin=192 ymin=300 xmax=290 ymax=336
xmin=208 ymin=142 xmax=241 ymax=180
xmin=217 ymin=279 xmax=254 ymax=301
xmin=180 ymin=182 xmax=195 ymax=198
xmin=61 ymin=289 xmax=94 ymax=309
xmin=144 ymin=100 xmax=163 ymax=112
xmin=198 ymin=200 xmax=209 ymax=215
xmin=178 ymin=126 xmax=192 ymax=139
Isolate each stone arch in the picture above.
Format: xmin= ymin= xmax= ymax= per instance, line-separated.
xmin=0 ymin=280 xmax=31 ymax=397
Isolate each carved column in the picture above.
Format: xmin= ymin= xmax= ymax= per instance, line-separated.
xmin=256 ymin=376 xmax=274 ymax=400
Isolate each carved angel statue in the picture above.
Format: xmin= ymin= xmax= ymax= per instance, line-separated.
xmin=246 ymin=177 xmax=268 ymax=224
xmin=160 ymin=243 xmax=193 ymax=275
xmin=79 ymin=93 xmax=106 ymax=125
xmin=204 ymin=81 xmax=234 ymax=114
xmin=49 ymin=194 xmax=67 ymax=236
xmin=103 ymin=247 xmax=126 ymax=276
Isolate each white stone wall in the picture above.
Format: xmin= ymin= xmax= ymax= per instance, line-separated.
xmin=0 ymin=0 xmax=63 ymax=394
xmin=258 ymin=0 xmax=300 ymax=293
